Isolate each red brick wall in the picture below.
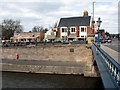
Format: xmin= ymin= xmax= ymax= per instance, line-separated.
xmin=87 ymin=26 xmax=91 ymax=34
xmin=68 ymin=27 xmax=70 ymax=35
xmin=76 ymin=26 xmax=79 ymax=37
xmin=58 ymin=28 xmax=61 ymax=38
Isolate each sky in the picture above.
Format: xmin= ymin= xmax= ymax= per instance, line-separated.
xmin=0 ymin=0 xmax=119 ymax=34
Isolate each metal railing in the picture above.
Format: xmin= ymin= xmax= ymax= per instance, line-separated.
xmin=0 ymin=41 xmax=88 ymax=47
xmin=93 ymin=43 xmax=120 ymax=89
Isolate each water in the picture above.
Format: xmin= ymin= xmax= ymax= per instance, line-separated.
xmin=2 ymin=71 xmax=103 ymax=88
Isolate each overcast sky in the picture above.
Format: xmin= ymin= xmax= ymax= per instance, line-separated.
xmin=0 ymin=0 xmax=119 ymax=34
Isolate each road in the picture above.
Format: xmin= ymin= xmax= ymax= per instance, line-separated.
xmin=102 ymin=38 xmax=120 ymax=53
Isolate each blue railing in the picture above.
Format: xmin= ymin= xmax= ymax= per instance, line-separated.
xmin=93 ymin=43 xmax=120 ymax=89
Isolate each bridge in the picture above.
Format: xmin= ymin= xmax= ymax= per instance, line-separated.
xmin=92 ymin=43 xmax=120 ymax=89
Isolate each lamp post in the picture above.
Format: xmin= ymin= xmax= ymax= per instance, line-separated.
xmin=96 ymin=17 xmax=102 ymax=55
xmin=92 ymin=2 xmax=95 ymax=34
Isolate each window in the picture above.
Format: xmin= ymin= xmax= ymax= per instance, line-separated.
xmin=62 ymin=29 xmax=64 ymax=32
xmin=62 ymin=28 xmax=67 ymax=32
xmin=85 ymin=28 xmax=86 ymax=32
xmin=71 ymin=28 xmax=75 ymax=32
xmin=81 ymin=27 xmax=87 ymax=32
xmin=81 ymin=28 xmax=84 ymax=32
xmin=51 ymin=32 xmax=54 ymax=35
xmin=81 ymin=36 xmax=84 ymax=37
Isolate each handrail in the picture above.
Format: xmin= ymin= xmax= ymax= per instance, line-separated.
xmin=93 ymin=43 xmax=120 ymax=89
xmin=93 ymin=43 xmax=120 ymax=68
xmin=0 ymin=41 xmax=88 ymax=47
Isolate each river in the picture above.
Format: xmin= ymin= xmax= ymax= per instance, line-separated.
xmin=2 ymin=71 xmax=103 ymax=88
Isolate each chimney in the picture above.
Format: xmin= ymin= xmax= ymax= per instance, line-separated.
xmin=83 ymin=11 xmax=88 ymax=16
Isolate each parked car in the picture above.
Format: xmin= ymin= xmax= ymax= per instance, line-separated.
xmin=104 ymin=39 xmax=108 ymax=43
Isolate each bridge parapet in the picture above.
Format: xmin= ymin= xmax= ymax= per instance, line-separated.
xmin=92 ymin=43 xmax=120 ymax=89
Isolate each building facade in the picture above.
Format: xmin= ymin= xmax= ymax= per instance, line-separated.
xmin=56 ymin=11 xmax=92 ymax=41
xmin=11 ymin=32 xmax=44 ymax=42
xmin=44 ymin=28 xmax=57 ymax=42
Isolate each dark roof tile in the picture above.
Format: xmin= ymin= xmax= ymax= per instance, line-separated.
xmin=58 ymin=16 xmax=91 ymax=27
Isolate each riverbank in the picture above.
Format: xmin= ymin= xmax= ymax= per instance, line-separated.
xmin=1 ymin=59 xmax=98 ymax=77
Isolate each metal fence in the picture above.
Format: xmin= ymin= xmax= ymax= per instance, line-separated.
xmin=0 ymin=41 xmax=88 ymax=47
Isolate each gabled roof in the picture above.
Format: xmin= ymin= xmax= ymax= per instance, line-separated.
xmin=58 ymin=16 xmax=91 ymax=27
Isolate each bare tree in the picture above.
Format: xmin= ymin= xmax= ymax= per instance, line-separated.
xmin=53 ymin=21 xmax=58 ymax=28
xmin=32 ymin=25 xmax=44 ymax=32
xmin=43 ymin=28 xmax=48 ymax=33
xmin=48 ymin=21 xmax=58 ymax=29
xmin=1 ymin=19 xmax=23 ymax=40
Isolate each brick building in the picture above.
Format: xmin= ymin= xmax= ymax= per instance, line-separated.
xmin=56 ymin=11 xmax=92 ymax=41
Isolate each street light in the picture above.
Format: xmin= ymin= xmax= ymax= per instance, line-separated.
xmin=96 ymin=17 xmax=102 ymax=55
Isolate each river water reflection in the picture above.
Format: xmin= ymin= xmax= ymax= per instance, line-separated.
xmin=2 ymin=72 xmax=103 ymax=88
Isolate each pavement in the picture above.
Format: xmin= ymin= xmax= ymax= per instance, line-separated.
xmin=101 ymin=39 xmax=120 ymax=63
xmin=103 ymin=38 xmax=120 ymax=53
xmin=2 ymin=59 xmax=86 ymax=67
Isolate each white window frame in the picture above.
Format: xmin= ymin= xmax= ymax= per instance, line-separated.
xmin=70 ymin=27 xmax=76 ymax=33
xmin=60 ymin=27 xmax=67 ymax=38
xmin=61 ymin=27 xmax=67 ymax=33
xmin=79 ymin=26 xmax=87 ymax=38
xmin=80 ymin=26 xmax=87 ymax=32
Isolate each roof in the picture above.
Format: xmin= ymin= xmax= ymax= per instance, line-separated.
xmin=10 ymin=36 xmax=39 ymax=39
xmin=58 ymin=16 xmax=91 ymax=27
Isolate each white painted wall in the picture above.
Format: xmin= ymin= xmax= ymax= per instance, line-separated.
xmin=45 ymin=29 xmax=56 ymax=38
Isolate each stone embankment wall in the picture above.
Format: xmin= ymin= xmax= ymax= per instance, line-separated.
xmin=2 ymin=45 xmax=92 ymax=62
xmin=1 ymin=45 xmax=97 ymax=77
